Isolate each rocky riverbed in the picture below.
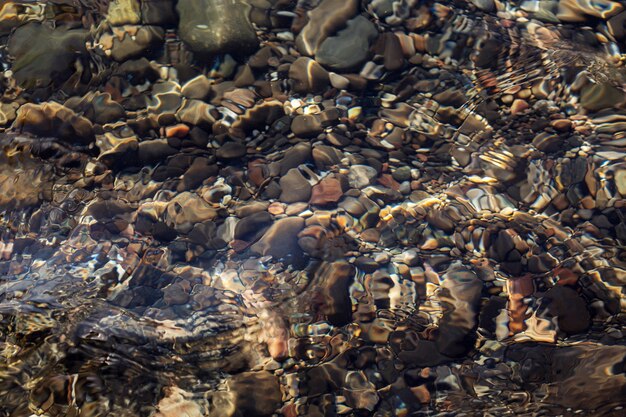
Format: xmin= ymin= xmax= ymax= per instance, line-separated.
xmin=0 ymin=0 xmax=626 ymax=416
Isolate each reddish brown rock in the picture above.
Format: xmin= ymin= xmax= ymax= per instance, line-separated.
xmin=310 ymin=177 xmax=343 ymax=205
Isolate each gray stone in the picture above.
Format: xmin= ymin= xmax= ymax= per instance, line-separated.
xmin=348 ymin=165 xmax=378 ymax=188
xmin=177 ymin=0 xmax=259 ymax=56
xmin=280 ymin=168 xmax=312 ymax=203
xmin=315 ymin=16 xmax=379 ymax=72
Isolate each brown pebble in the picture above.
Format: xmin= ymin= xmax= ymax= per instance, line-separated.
xmin=550 ymin=119 xmax=573 ymax=132
xmin=510 ymin=99 xmax=529 ymax=115
xmin=165 ymin=123 xmax=190 ymax=138
xmin=310 ymin=177 xmax=343 ymax=205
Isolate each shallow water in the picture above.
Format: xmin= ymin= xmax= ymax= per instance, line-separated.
xmin=0 ymin=0 xmax=626 ymax=416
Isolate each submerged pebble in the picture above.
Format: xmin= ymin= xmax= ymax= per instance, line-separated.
xmin=0 ymin=1 xmax=625 ymax=416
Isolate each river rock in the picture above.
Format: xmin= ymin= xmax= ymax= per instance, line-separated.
xmin=250 ymin=217 xmax=305 ymax=260
xmin=177 ymin=0 xmax=259 ymax=57
xmin=316 ymin=16 xmax=379 ymax=72
xmin=289 ymin=57 xmax=330 ymax=94
xmin=295 ymin=0 xmax=359 ymax=56
xmin=280 ymin=168 xmax=312 ymax=203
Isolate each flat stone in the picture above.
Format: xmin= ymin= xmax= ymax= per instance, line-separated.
xmin=289 ymin=57 xmax=330 ymax=94
xmin=295 ymin=0 xmax=359 ymax=56
xmin=234 ymin=211 xmax=273 ymax=241
xmin=213 ymin=371 xmax=281 ymax=417
xmin=280 ymin=168 xmax=312 ymax=203
xmin=110 ymin=25 xmax=165 ymax=62
xmin=580 ymin=83 xmax=625 ymax=112
xmin=312 ymin=145 xmax=343 ymax=169
xmin=615 ymin=169 xmax=626 ymax=195
xmin=291 ymin=115 xmax=323 ymax=137
xmin=8 ymin=23 xmax=88 ymax=89
xmin=382 ymin=32 xmax=404 ymax=71
xmin=177 ymin=0 xmax=259 ymax=57
xmin=310 ymin=177 xmax=343 ymax=205
xmin=348 ymin=165 xmax=378 ymax=188
xmin=216 ymin=141 xmax=246 ymax=159
xmin=251 ymin=217 xmax=305 ymax=260
xmin=316 ymin=16 xmax=379 ymax=72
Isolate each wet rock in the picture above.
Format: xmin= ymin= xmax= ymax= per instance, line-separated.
xmin=141 ymin=0 xmax=177 ymax=25
xmin=314 ymin=261 xmax=355 ymax=326
xmin=349 ymin=165 xmax=378 ymax=188
xmin=116 ymin=57 xmax=161 ymax=84
xmin=107 ymin=0 xmax=141 ymax=25
xmin=312 ymin=145 xmax=343 ymax=169
xmin=177 ymin=100 xmax=215 ymax=128
xmin=540 ymin=285 xmax=591 ymax=335
xmin=137 ymin=139 xmax=177 ymax=164
xmin=212 ymin=371 xmax=281 ymax=417
xmin=250 ymin=217 xmax=305 ymax=260
xmin=291 ymin=115 xmax=323 ymax=137
xmin=177 ymin=0 xmax=259 ymax=57
xmin=64 ymin=92 xmax=126 ymax=125
xmin=278 ymin=143 xmax=312 ymax=175
xmin=8 ymin=23 xmax=88 ymax=90
xmin=470 ymin=0 xmax=495 ymax=12
xmin=110 ymin=25 xmax=165 ymax=62
xmin=165 ymin=192 xmax=218 ymax=233
xmin=181 ymin=75 xmax=212 ymax=100
xmin=0 ymin=102 xmax=18 ymax=126
xmin=328 ymin=72 xmax=350 ymax=90
xmin=434 ymin=264 xmax=482 ymax=357
xmin=295 ymin=0 xmax=359 ymax=56
xmin=557 ymin=0 xmax=623 ymax=21
xmin=216 ymin=141 xmax=246 ymax=160
xmin=289 ymin=57 xmax=330 ymax=94
xmin=382 ymin=32 xmax=404 ymax=71
xmin=310 ymin=177 xmax=343 ymax=205
xmin=316 ymin=16 xmax=379 ymax=72
xmin=580 ymin=83 xmax=625 ymax=112
xmin=234 ymin=211 xmax=273 ymax=241
xmin=532 ymin=132 xmax=564 ymax=153
xmin=280 ymin=168 xmax=312 ymax=203
xmin=16 ymin=102 xmax=94 ymax=144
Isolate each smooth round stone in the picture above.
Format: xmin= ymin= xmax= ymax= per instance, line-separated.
xmin=8 ymin=23 xmax=88 ymax=89
xmin=212 ymin=371 xmax=282 ymax=417
xmin=295 ymin=0 xmax=359 ymax=56
xmin=110 ymin=25 xmax=165 ymax=62
xmin=312 ymin=145 xmax=343 ymax=169
xmin=542 ymin=286 xmax=590 ymax=335
xmin=289 ymin=57 xmax=330 ymax=94
xmin=580 ymin=83 xmax=625 ymax=111
xmin=234 ymin=211 xmax=272 ymax=241
xmin=250 ymin=216 xmax=305 ymax=259
xmin=310 ymin=177 xmax=343 ymax=205
xmin=315 ymin=16 xmax=379 ymax=72
xmin=291 ymin=115 xmax=323 ymax=137
xmin=181 ymin=75 xmax=212 ymax=100
xmin=280 ymin=168 xmax=312 ymax=203
xmin=470 ymin=0 xmax=495 ymax=11
xmin=177 ymin=0 xmax=259 ymax=57
xmin=392 ymin=166 xmax=412 ymax=182
xmin=329 ymin=72 xmax=350 ymax=90
xmin=278 ymin=142 xmax=312 ymax=175
xmin=216 ymin=141 xmax=246 ymax=159
xmin=348 ymin=165 xmax=378 ymax=188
